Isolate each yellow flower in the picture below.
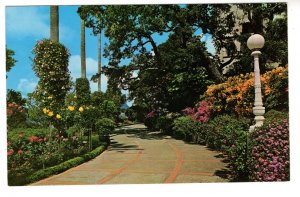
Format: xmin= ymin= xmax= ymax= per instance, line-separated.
xmin=79 ymin=107 xmax=84 ymax=112
xmin=43 ymin=108 xmax=48 ymax=114
xmin=48 ymin=96 xmax=53 ymax=99
xmin=68 ymin=106 xmax=75 ymax=111
xmin=56 ymin=114 xmax=61 ymax=119
xmin=48 ymin=111 xmax=54 ymax=117
xmin=74 ymin=95 xmax=77 ymax=99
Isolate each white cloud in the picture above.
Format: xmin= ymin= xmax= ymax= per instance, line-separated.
xmin=6 ymin=6 xmax=74 ymax=41
xmin=6 ymin=6 xmax=49 ymax=39
xmin=90 ymin=75 xmax=108 ymax=93
xmin=17 ymin=78 xmax=37 ymax=95
xmin=68 ymin=55 xmax=107 ymax=92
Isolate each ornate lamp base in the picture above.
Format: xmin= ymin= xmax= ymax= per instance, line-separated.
xmin=249 ymin=106 xmax=265 ymax=132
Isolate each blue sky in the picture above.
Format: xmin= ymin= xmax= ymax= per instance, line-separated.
xmin=5 ymin=5 xmax=215 ymax=106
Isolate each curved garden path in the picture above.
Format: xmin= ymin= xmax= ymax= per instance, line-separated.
xmin=31 ymin=124 xmax=229 ymax=185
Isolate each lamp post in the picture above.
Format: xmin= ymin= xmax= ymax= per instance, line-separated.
xmin=247 ymin=34 xmax=265 ymax=132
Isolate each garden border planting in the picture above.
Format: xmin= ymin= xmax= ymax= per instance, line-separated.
xmin=8 ymin=142 xmax=108 ymax=186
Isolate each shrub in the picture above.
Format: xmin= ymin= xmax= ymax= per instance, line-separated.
xmin=264 ymin=109 xmax=288 ymax=126
xmin=194 ymin=115 xmax=250 ymax=179
xmin=204 ymin=65 xmax=288 ymax=117
xmin=7 ymin=89 xmax=26 ymax=106
xmin=75 ymin=78 xmax=91 ymax=107
xmin=32 ymin=39 xmax=71 ymax=131
xmin=144 ymin=111 xmax=159 ymax=131
xmin=7 ymin=102 xmax=27 ymax=130
xmin=182 ymin=100 xmax=212 ymax=123
xmin=249 ymin=119 xmax=289 ymax=181
xmin=173 ymin=116 xmax=200 ymax=141
xmin=95 ymin=118 xmax=116 ymax=137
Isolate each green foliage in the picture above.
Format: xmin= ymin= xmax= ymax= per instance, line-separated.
xmin=66 ymin=124 xmax=81 ymax=137
xmin=229 ymin=4 xmax=287 ymax=76
xmin=95 ymin=118 xmax=116 ymax=137
xmin=173 ymin=116 xmax=198 ymax=141
xmin=7 ymin=103 xmax=27 ymax=130
xmin=265 ymin=68 xmax=288 ymax=111
xmin=8 ymin=143 xmax=107 ymax=186
xmin=32 ymin=39 xmax=71 ymax=131
xmin=75 ymin=78 xmax=91 ymax=107
xmin=8 ymin=128 xmax=48 ymax=145
xmin=205 ymin=115 xmax=250 ymax=179
xmin=101 ymin=100 xmax=118 ymax=119
xmin=171 ymin=114 xmax=250 ymax=179
xmin=264 ymin=110 xmax=288 ymax=126
xmin=6 ymin=46 xmax=17 ymax=74
xmin=90 ymin=91 xmax=105 ymax=106
xmin=7 ymin=89 xmax=26 ymax=106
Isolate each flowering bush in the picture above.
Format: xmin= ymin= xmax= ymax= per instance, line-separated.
xmin=32 ymin=39 xmax=71 ymax=131
xmin=204 ymin=66 xmax=288 ymax=116
xmin=249 ymin=119 xmax=289 ymax=181
xmin=7 ymin=127 xmax=101 ymax=179
xmin=7 ymin=102 xmax=27 ymax=130
xmin=182 ymin=100 xmax=212 ymax=123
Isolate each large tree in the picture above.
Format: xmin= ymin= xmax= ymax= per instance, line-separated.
xmin=50 ymin=6 xmax=59 ymax=42
xmin=77 ymin=3 xmax=287 ymax=112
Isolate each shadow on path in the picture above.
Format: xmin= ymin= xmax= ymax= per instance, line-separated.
xmin=108 ymin=140 xmax=144 ymax=153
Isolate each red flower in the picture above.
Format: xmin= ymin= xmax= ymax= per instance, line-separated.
xmin=285 ymin=87 xmax=288 ymax=93
xmin=7 ymin=103 xmax=14 ymax=108
xmin=7 ymin=149 xmax=14 ymax=156
xmin=17 ymin=150 xmax=23 ymax=155
xmin=7 ymin=109 xmax=13 ymax=116
xmin=29 ymin=136 xmax=39 ymax=142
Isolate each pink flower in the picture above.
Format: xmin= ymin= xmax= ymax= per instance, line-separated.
xmin=7 ymin=103 xmax=14 ymax=108
xmin=258 ymin=158 xmax=265 ymax=164
xmin=146 ymin=111 xmax=154 ymax=118
xmin=18 ymin=133 xmax=23 ymax=138
xmin=17 ymin=150 xmax=23 ymax=155
xmin=7 ymin=149 xmax=14 ymax=156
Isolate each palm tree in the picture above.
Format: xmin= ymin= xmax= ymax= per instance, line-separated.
xmin=97 ymin=32 xmax=101 ymax=91
xmin=80 ymin=19 xmax=86 ymax=78
xmin=50 ymin=6 xmax=59 ymax=42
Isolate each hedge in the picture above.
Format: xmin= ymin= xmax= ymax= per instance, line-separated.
xmin=8 ymin=142 xmax=108 ymax=186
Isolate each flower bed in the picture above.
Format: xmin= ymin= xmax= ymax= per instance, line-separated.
xmin=7 ymin=127 xmax=108 ymax=185
xmin=249 ymin=119 xmax=289 ymax=181
xmin=8 ymin=143 xmax=108 ymax=186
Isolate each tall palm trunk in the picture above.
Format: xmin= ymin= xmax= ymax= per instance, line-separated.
xmin=97 ymin=32 xmax=101 ymax=92
xmin=80 ymin=19 xmax=86 ymax=78
xmin=50 ymin=6 xmax=59 ymax=42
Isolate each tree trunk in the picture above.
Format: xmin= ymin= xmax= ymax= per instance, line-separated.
xmin=81 ymin=19 xmax=86 ymax=78
xmin=208 ymin=58 xmax=225 ymax=83
xmin=50 ymin=6 xmax=59 ymax=42
xmin=98 ymin=32 xmax=101 ymax=92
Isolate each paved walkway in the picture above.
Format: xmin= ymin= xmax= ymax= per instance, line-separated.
xmin=31 ymin=124 xmax=229 ymax=185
